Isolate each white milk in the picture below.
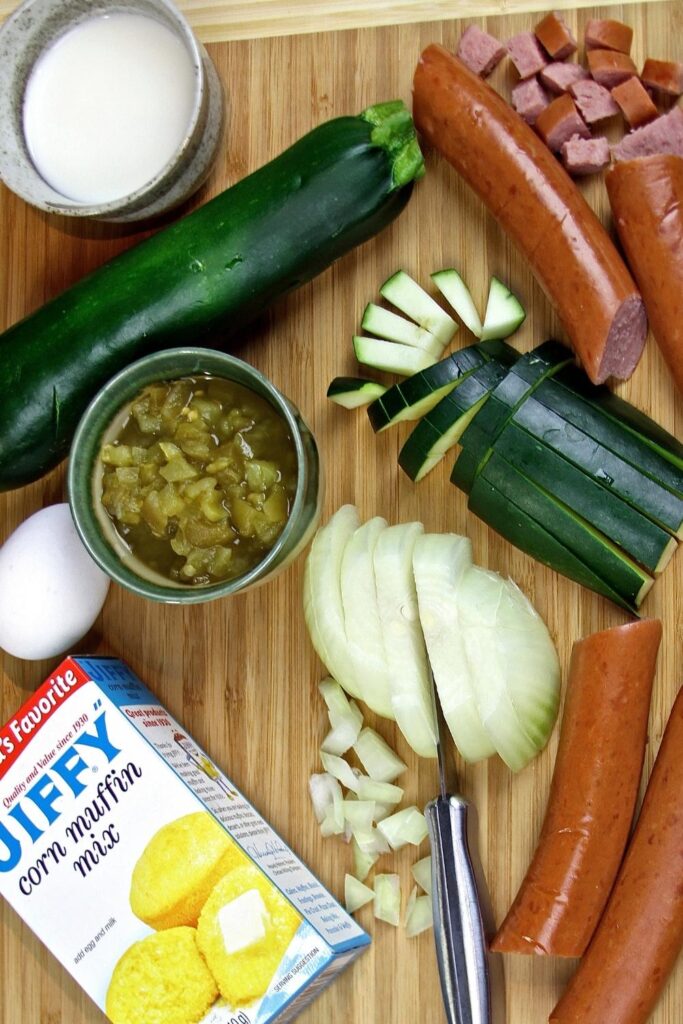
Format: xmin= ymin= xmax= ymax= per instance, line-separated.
xmin=22 ymin=13 xmax=197 ymax=204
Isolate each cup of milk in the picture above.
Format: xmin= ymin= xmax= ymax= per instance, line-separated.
xmin=0 ymin=0 xmax=224 ymax=221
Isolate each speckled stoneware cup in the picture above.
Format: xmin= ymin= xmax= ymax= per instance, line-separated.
xmin=67 ymin=349 xmax=322 ymax=604
xmin=0 ymin=0 xmax=224 ymax=221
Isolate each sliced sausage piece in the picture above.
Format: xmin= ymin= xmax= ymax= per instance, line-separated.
xmin=612 ymin=105 xmax=683 ymax=161
xmin=584 ymin=18 xmax=633 ymax=54
xmin=456 ymin=25 xmax=507 ymax=78
xmin=534 ymin=12 xmax=577 ymax=60
xmin=550 ymin=685 xmax=683 ymax=1024
xmin=511 ymin=76 xmax=550 ymax=125
xmin=587 ymin=48 xmax=637 ymax=88
xmin=640 ymin=57 xmax=683 ymax=96
xmin=611 ymin=77 xmax=658 ymax=128
xmin=412 ymin=44 xmax=647 ymax=383
xmin=606 ymin=155 xmax=683 ymax=395
xmin=540 ymin=62 xmax=589 ymax=95
xmin=491 ymin=619 xmax=661 ymax=958
xmin=507 ymin=31 xmax=548 ymax=77
xmin=561 ymin=135 xmax=610 ymax=175
xmin=536 ymin=93 xmax=590 ymax=150
xmin=570 ymin=79 xmax=619 ymax=124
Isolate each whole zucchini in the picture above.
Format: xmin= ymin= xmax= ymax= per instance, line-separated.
xmin=0 ymin=101 xmax=424 ymax=490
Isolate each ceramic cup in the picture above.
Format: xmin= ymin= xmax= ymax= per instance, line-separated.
xmin=67 ymin=348 xmax=322 ymax=604
xmin=0 ymin=0 xmax=224 ymax=221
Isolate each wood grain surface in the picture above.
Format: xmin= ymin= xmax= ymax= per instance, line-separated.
xmin=0 ymin=0 xmax=661 ymax=40
xmin=1 ymin=3 xmax=682 ymax=1024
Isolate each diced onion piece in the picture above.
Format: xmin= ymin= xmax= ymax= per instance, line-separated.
xmin=303 ymin=506 xmax=362 ymax=699
xmin=343 ymin=800 xmax=376 ymax=834
xmin=340 ymin=517 xmax=394 ymax=718
xmin=355 ymin=777 xmax=404 ymax=805
xmin=321 ymin=715 xmax=362 ymax=756
xmin=374 ymin=873 xmax=401 ymax=926
xmin=320 ymin=752 xmax=360 ymax=792
xmin=319 ymin=679 xmax=364 ymax=731
xmin=374 ymin=522 xmax=437 ymax=757
xmin=308 ymin=773 xmax=342 ymax=824
xmin=406 ymin=893 xmax=433 ymax=937
xmin=404 ymin=884 xmax=418 ymax=924
xmin=345 ymin=874 xmax=375 ymax=914
xmin=352 ymin=839 xmax=379 ymax=882
xmin=356 ymin=826 xmax=391 ymax=857
xmin=373 ymin=803 xmax=392 ymax=822
xmin=413 ymin=533 xmax=495 ymax=764
xmin=377 ymin=806 xmax=428 ymax=850
xmin=354 ymin=727 xmax=407 ymax=783
xmin=320 ymin=813 xmax=344 ymax=838
xmin=411 ymin=856 xmax=433 ymax=896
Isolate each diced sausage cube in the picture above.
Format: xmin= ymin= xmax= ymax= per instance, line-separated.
xmin=511 ymin=76 xmax=550 ymax=124
xmin=535 ymin=93 xmax=590 ymax=152
xmin=584 ymin=18 xmax=633 ymax=54
xmin=561 ymin=135 xmax=610 ymax=175
xmin=612 ymin=106 xmax=683 ymax=161
xmin=570 ymin=79 xmax=620 ymax=124
xmin=534 ymin=12 xmax=577 ymax=60
xmin=540 ymin=61 xmax=589 ymax=94
xmin=640 ymin=58 xmax=683 ymax=97
xmin=456 ymin=25 xmax=507 ymax=77
xmin=587 ymin=49 xmax=637 ymax=89
xmin=611 ymin=77 xmax=658 ymax=128
xmin=506 ymin=32 xmax=548 ymax=78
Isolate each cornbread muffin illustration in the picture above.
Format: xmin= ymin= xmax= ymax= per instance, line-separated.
xmin=197 ymin=864 xmax=302 ymax=1006
xmin=106 ymin=926 xmax=218 ymax=1024
xmin=130 ymin=811 xmax=248 ymax=930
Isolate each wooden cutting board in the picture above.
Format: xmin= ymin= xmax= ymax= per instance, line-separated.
xmin=0 ymin=3 xmax=681 ymax=1023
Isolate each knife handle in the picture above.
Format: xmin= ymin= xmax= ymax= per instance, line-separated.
xmin=426 ymin=794 xmax=491 ymax=1024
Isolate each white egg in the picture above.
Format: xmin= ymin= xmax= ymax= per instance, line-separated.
xmin=0 ymin=503 xmax=110 ymax=661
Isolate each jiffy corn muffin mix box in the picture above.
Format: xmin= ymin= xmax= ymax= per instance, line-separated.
xmin=0 ymin=656 xmax=369 ymax=1024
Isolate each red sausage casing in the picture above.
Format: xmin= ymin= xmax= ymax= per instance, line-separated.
xmin=606 ymin=155 xmax=683 ymax=395
xmin=550 ymin=685 xmax=683 ymax=1024
xmin=413 ymin=44 xmax=646 ymax=384
xmin=491 ymin=619 xmax=662 ymax=957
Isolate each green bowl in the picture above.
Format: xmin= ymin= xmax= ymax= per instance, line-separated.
xmin=67 ymin=348 xmax=322 ymax=603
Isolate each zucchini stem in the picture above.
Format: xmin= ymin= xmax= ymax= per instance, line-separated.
xmin=361 ymin=100 xmax=425 ymax=189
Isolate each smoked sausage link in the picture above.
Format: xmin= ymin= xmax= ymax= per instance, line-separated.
xmin=491 ymin=619 xmax=662 ymax=957
xmin=412 ymin=44 xmax=647 ymax=384
xmin=550 ymin=685 xmax=683 ymax=1024
xmin=606 ymin=155 xmax=683 ymax=395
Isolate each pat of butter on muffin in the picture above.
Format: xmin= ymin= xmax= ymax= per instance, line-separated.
xmin=218 ymin=888 xmax=271 ymax=954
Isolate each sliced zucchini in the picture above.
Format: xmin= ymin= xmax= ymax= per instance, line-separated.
xmin=431 ymin=269 xmax=483 ymax=337
xmin=480 ymin=277 xmax=526 ymax=340
xmin=353 ymin=335 xmax=436 ymax=375
xmin=534 ymin=376 xmax=683 ymax=500
xmin=412 ymin=534 xmax=496 ymax=763
xmin=513 ymin=395 xmax=683 ymax=537
xmin=455 ymin=342 xmax=574 ymax=493
xmin=468 ymin=474 xmax=641 ymax=612
xmin=380 ymin=270 xmax=457 ymax=346
xmin=373 ymin=523 xmax=437 ymax=758
xmin=495 ymin=423 xmax=677 ymax=575
xmin=361 ymin=303 xmax=443 ymax=357
xmin=327 ymin=377 xmax=387 ymax=409
xmin=556 ymin=363 xmax=683 ymax=475
xmin=398 ymin=359 xmax=511 ymax=483
xmin=477 ymin=453 xmax=653 ymax=610
xmin=367 ymin=344 xmax=488 ymax=433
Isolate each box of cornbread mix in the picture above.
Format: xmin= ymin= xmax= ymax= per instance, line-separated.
xmin=0 ymin=656 xmax=369 ymax=1024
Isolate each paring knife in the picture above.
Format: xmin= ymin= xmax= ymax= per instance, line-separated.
xmin=425 ymin=672 xmax=493 ymax=1024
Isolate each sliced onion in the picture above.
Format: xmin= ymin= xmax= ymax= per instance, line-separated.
xmin=354 ymin=727 xmax=407 ymax=783
xmin=411 ymin=856 xmax=432 ymax=896
xmin=321 ymin=715 xmax=362 ymax=756
xmin=377 ymin=806 xmax=428 ymax=850
xmin=374 ymin=873 xmax=401 ymax=926
xmin=355 ymin=777 xmax=404 ymax=805
xmin=320 ymin=752 xmax=360 ymax=792
xmin=352 ymin=838 xmax=379 ymax=882
xmin=405 ymin=893 xmax=433 ymax=937
xmin=308 ymin=773 xmax=342 ymax=824
xmin=345 ymin=874 xmax=375 ymax=913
